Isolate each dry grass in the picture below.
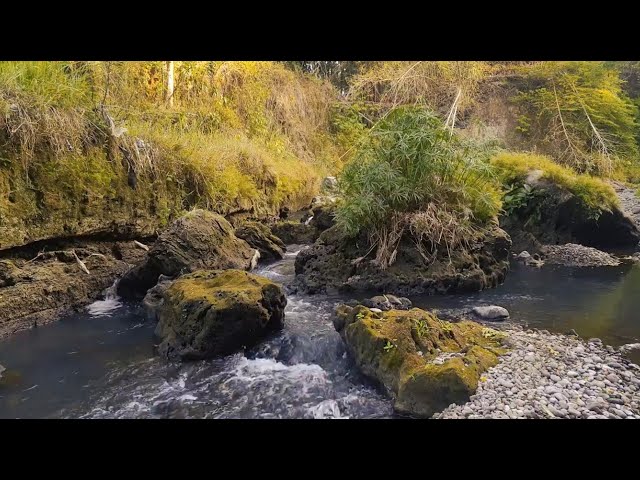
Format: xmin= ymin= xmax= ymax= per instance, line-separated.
xmin=0 ymin=61 xmax=337 ymax=220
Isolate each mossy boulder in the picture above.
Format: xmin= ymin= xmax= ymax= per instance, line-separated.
xmin=333 ymin=305 xmax=507 ymax=417
xmin=501 ymin=174 xmax=639 ymax=252
xmin=117 ymin=210 xmax=255 ymax=298
xmin=235 ymin=221 xmax=286 ymax=263
xmin=295 ymin=223 xmax=511 ymax=295
xmin=155 ymin=269 xmax=286 ymax=361
xmin=0 ymin=260 xmax=21 ymax=288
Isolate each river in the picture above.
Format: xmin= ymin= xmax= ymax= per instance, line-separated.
xmin=0 ymin=246 xmax=639 ymax=418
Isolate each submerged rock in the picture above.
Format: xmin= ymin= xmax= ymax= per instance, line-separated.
xmin=541 ymin=243 xmax=621 ymax=267
xmin=155 ymin=269 xmax=286 ymax=360
xmin=117 ymin=210 xmax=254 ymax=298
xmin=295 ymin=224 xmax=511 ymax=296
xmin=471 ymin=305 xmax=510 ymax=320
xmin=333 ymin=305 xmax=506 ymax=417
xmin=362 ymin=294 xmax=412 ymax=311
xmin=234 ymin=221 xmax=286 ymax=263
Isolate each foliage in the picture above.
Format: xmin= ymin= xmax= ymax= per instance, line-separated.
xmin=336 ymin=106 xmax=502 ymax=268
xmin=413 ymin=318 xmax=429 ymax=337
xmin=283 ymin=61 xmax=369 ymax=93
xmin=0 ymin=61 xmax=340 ymax=227
xmin=502 ymin=182 xmax=536 ymax=216
xmin=513 ymin=61 xmax=639 ymax=176
xmin=348 ymin=61 xmax=491 ymax=117
xmin=491 ymin=152 xmax=619 ymax=217
xmin=383 ymin=340 xmax=397 ymax=352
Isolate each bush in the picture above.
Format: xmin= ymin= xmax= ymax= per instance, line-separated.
xmin=513 ymin=61 xmax=639 ymax=177
xmin=336 ymin=106 xmax=502 ymax=268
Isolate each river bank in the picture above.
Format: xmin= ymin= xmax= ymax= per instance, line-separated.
xmin=436 ymin=327 xmax=640 ymax=419
xmin=1 ymin=243 xmax=640 ymax=418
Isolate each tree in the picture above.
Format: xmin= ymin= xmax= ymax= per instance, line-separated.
xmin=166 ymin=61 xmax=174 ymax=106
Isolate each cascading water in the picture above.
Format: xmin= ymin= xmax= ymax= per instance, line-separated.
xmin=60 ymin=245 xmax=393 ymax=419
xmin=86 ymin=281 xmax=122 ymax=317
xmin=2 ymin=244 xmax=640 ymax=419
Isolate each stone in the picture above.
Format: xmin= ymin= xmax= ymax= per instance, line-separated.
xmin=295 ymin=224 xmax=511 ymax=295
xmin=471 ymin=305 xmax=510 ymax=320
xmin=234 ymin=221 xmax=286 ymax=263
xmin=155 ymin=269 xmax=286 ymax=360
xmin=333 ymin=304 xmax=505 ymax=418
xmin=118 ymin=210 xmax=254 ymax=298
xmin=321 ymin=176 xmax=338 ymax=191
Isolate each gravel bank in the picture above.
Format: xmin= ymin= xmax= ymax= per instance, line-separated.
xmin=542 ymin=243 xmax=621 ymax=267
xmin=611 ymin=181 xmax=640 ymax=230
xmin=436 ymin=328 xmax=640 ymax=419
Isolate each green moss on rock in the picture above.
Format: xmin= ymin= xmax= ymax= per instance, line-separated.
xmin=155 ymin=269 xmax=287 ymax=360
xmin=333 ymin=305 xmax=506 ymax=417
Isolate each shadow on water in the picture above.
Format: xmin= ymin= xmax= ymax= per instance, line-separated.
xmin=1 ymin=247 xmax=639 ymax=418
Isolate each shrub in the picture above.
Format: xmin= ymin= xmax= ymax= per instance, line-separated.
xmin=513 ymin=61 xmax=639 ymax=177
xmin=336 ymin=106 xmax=502 ymax=268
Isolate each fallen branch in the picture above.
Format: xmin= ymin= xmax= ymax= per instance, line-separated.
xmin=72 ymin=250 xmax=90 ymax=275
xmin=133 ymin=240 xmax=149 ymax=251
xmin=25 ymin=250 xmax=46 ymax=264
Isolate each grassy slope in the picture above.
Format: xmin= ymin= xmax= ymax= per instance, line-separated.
xmin=0 ymin=61 xmax=341 ymax=249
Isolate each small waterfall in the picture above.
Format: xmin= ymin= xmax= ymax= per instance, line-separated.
xmin=304 ymin=215 xmax=314 ymax=226
xmin=86 ymin=280 xmax=122 ymax=317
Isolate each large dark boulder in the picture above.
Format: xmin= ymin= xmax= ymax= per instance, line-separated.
xmin=235 ymin=221 xmax=285 ymax=263
xmin=117 ymin=210 xmax=254 ymax=298
xmin=154 ymin=269 xmax=286 ymax=360
xmin=501 ymin=175 xmax=639 ymax=252
xmin=295 ymin=223 xmax=511 ymax=296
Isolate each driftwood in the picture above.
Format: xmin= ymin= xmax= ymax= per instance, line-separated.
xmin=133 ymin=240 xmax=149 ymax=251
xmin=72 ymin=250 xmax=90 ymax=275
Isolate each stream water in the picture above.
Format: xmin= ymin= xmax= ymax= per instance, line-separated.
xmin=0 ymin=246 xmax=639 ymax=419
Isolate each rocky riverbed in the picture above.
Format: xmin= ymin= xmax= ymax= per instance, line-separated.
xmin=436 ymin=328 xmax=640 ymax=419
xmin=612 ymin=181 xmax=640 ymax=230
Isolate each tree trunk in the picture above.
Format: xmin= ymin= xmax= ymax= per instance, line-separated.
xmin=166 ymin=61 xmax=174 ymax=107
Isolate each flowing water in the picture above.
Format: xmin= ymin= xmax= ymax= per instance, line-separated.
xmin=1 ymin=246 xmax=639 ymax=418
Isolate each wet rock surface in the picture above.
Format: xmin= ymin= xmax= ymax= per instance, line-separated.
xmin=0 ymin=239 xmax=148 ymax=340
xmin=295 ymin=224 xmax=511 ymax=296
xmin=333 ymin=304 xmax=506 ymax=417
xmin=502 ymin=176 xmax=640 ymax=251
xmin=235 ymin=221 xmax=286 ymax=263
xmin=436 ymin=328 xmax=640 ymax=419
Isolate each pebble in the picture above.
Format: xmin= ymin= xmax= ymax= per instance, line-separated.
xmin=435 ymin=328 xmax=640 ymax=419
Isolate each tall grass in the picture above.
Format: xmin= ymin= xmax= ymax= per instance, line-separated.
xmin=0 ymin=61 xmax=338 ymax=219
xmin=336 ymin=106 xmax=502 ymax=268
